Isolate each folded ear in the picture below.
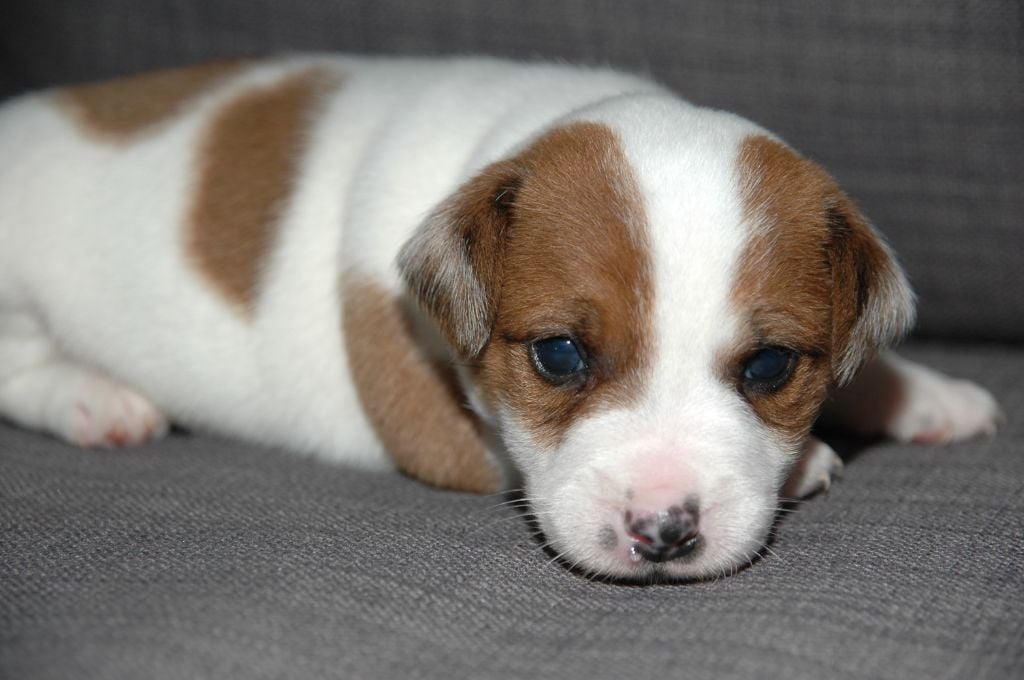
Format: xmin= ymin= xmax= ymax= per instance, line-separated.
xmin=397 ymin=161 xmax=521 ymax=359
xmin=827 ymin=193 xmax=916 ymax=385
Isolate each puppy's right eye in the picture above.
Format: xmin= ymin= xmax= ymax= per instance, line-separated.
xmin=741 ymin=346 xmax=798 ymax=394
xmin=529 ymin=337 xmax=587 ymax=384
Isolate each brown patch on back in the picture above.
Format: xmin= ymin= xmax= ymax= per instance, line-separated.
xmin=342 ymin=275 xmax=500 ymax=493
xmin=400 ymin=122 xmax=653 ymax=450
xmin=729 ymin=135 xmax=913 ymax=443
xmin=58 ymin=60 xmax=245 ymax=139
xmin=186 ymin=68 xmax=334 ymax=312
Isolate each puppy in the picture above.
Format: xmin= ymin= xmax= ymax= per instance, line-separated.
xmin=0 ymin=56 xmax=1001 ymax=580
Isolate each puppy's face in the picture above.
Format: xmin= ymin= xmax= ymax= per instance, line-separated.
xmin=400 ymin=104 xmax=913 ymax=581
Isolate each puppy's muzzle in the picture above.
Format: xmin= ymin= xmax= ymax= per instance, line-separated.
xmin=624 ymin=500 xmax=701 ymax=563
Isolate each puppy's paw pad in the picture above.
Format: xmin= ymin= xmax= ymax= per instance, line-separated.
xmin=783 ymin=438 xmax=844 ymax=500
xmin=889 ymin=376 xmax=1002 ymax=445
xmin=64 ymin=377 xmax=168 ymax=448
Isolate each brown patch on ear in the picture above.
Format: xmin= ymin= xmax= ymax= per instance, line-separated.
xmin=401 ymin=122 xmax=653 ymax=449
xmin=58 ymin=60 xmax=245 ymax=139
xmin=186 ymin=68 xmax=335 ymax=313
xmin=824 ymin=193 xmax=915 ymax=383
xmin=730 ymin=135 xmax=914 ymax=440
xmin=342 ymin=275 xmax=500 ymax=493
xmin=397 ymin=163 xmax=520 ymax=358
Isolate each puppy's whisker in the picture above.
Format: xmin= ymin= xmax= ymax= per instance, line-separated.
xmin=544 ymin=549 xmax=572 ymax=568
xmin=487 ymin=499 xmax=536 ymax=511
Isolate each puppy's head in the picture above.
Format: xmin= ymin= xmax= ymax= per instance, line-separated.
xmin=399 ymin=103 xmax=913 ymax=581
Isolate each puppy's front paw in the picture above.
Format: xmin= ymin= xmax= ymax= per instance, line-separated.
xmin=782 ymin=437 xmax=844 ymax=500
xmin=62 ymin=371 xmax=169 ymax=448
xmin=884 ymin=359 xmax=1003 ymax=445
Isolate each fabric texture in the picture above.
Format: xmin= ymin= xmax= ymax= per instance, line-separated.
xmin=1 ymin=0 xmax=1021 ymax=341
xmin=1 ymin=2 xmax=1022 ymax=679
xmin=1 ymin=343 xmax=1022 ymax=680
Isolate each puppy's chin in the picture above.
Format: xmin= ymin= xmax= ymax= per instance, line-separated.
xmin=506 ymin=410 xmax=792 ymax=582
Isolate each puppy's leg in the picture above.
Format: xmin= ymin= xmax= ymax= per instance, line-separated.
xmin=782 ymin=436 xmax=844 ymax=500
xmin=822 ymin=351 xmax=1002 ymax=444
xmin=0 ymin=312 xmax=168 ymax=447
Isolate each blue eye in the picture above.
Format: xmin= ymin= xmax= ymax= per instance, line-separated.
xmin=742 ymin=347 xmax=797 ymax=391
xmin=530 ymin=337 xmax=587 ymax=383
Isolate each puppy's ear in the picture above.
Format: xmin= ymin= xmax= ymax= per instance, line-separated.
xmin=397 ymin=161 xmax=521 ymax=359
xmin=827 ymin=193 xmax=915 ymax=385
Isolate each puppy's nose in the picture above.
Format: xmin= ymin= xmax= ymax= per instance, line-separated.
xmin=625 ymin=501 xmax=701 ymax=563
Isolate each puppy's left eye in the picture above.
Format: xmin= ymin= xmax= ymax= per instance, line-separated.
xmin=529 ymin=336 xmax=587 ymax=384
xmin=742 ymin=347 xmax=798 ymax=393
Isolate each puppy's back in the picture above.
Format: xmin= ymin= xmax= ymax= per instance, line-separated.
xmin=0 ymin=55 xmax=658 ymax=464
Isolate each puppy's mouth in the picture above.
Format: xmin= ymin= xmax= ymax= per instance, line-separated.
xmin=626 ymin=533 xmax=704 ymax=565
xmin=538 ymin=532 xmax=713 ymax=584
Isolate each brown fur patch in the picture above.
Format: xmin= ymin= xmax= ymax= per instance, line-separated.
xmin=186 ymin=69 xmax=333 ymax=312
xmin=729 ymin=135 xmax=912 ymax=443
xmin=342 ymin=276 xmax=500 ymax=493
xmin=401 ymin=122 xmax=653 ymax=449
xmin=58 ymin=60 xmax=245 ymax=139
xmin=477 ymin=124 xmax=652 ymax=448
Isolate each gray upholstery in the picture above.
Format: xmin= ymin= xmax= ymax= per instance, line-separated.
xmin=1 ymin=2 xmax=1022 ymax=678
xmin=2 ymin=344 xmax=1022 ymax=679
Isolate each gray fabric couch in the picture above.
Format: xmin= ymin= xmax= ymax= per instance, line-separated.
xmin=2 ymin=2 xmax=1021 ymax=678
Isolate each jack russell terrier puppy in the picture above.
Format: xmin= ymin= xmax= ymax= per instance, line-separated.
xmin=0 ymin=56 xmax=1002 ymax=580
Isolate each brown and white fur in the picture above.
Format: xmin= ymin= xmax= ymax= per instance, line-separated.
xmin=0 ymin=56 xmax=1001 ymax=580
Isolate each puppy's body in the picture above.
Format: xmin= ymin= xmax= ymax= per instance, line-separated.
xmin=0 ymin=56 xmax=1001 ymax=580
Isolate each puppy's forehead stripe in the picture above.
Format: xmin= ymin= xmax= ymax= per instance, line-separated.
xmin=343 ymin=275 xmax=500 ymax=493
xmin=57 ymin=59 xmax=245 ymax=139
xmin=186 ymin=68 xmax=335 ymax=313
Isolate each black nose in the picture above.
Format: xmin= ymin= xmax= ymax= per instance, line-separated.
xmin=625 ymin=502 xmax=701 ymax=563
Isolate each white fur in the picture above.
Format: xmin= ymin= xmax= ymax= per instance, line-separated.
xmin=0 ymin=55 xmax=1001 ymax=581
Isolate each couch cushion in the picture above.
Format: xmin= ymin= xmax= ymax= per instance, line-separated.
xmin=1 ymin=341 xmax=1021 ymax=679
